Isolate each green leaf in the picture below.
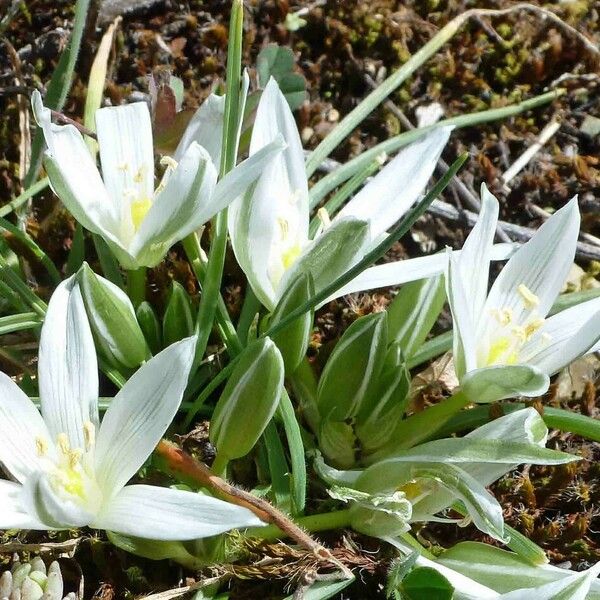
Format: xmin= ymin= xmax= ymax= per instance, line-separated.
xmin=317 ymin=312 xmax=388 ymax=421
xmin=257 ymin=44 xmax=307 ymax=111
xmin=282 ymin=577 xmax=354 ymax=600
xmin=278 ymin=390 xmax=307 ymax=514
xmin=269 ymin=273 xmax=314 ymax=373
xmin=400 ymin=567 xmax=454 ymax=600
xmin=263 ymin=420 xmax=292 ymax=513
xmin=356 ymin=342 xmax=410 ymax=453
xmin=163 ymin=281 xmax=195 ymax=347
xmin=388 ymin=275 xmax=446 ymax=358
xmin=461 ymin=364 xmax=549 ymax=404
xmin=387 ymin=552 xmax=419 ymax=600
xmin=210 ymin=337 xmax=284 ymax=461
xmin=66 ymin=222 xmax=85 ymax=276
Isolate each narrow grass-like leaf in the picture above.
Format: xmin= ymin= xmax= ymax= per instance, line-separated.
xmin=0 ymin=177 xmax=49 ymax=218
xmin=0 ymin=215 xmax=61 ymax=284
xmin=263 ymin=420 xmax=292 ymax=513
xmin=0 ymin=312 xmax=41 ymax=336
xmin=278 ymin=389 xmax=307 ymax=514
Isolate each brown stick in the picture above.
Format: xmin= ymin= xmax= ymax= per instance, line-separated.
xmin=154 ymin=440 xmax=350 ymax=575
xmin=50 ymin=109 xmax=98 ymax=139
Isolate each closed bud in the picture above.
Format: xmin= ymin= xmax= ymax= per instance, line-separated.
xmin=162 ymin=281 xmax=195 ymax=347
xmin=317 ymin=312 xmax=388 ymax=421
xmin=269 ymin=273 xmax=314 ymax=373
xmin=136 ymin=301 xmax=162 ymax=354
xmin=356 ymin=342 xmax=410 ymax=454
xmin=78 ymin=263 xmax=149 ymax=369
xmin=210 ymin=337 xmax=284 ymax=461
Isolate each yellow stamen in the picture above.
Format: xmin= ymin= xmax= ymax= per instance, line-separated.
xmin=517 ymin=284 xmax=540 ymax=309
xmin=68 ymin=448 xmax=83 ymax=469
xmin=277 ymin=217 xmax=290 ymax=239
xmin=57 ymin=433 xmax=70 ymax=456
xmin=131 ymin=198 xmax=152 ymax=230
xmin=83 ymin=421 xmax=96 ymax=451
xmin=35 ymin=436 xmax=48 ymax=457
xmin=160 ymin=156 xmax=178 ymax=170
xmin=133 ymin=165 xmax=146 ymax=184
xmin=317 ymin=207 xmax=331 ymax=229
xmin=524 ymin=318 xmax=545 ymax=339
xmin=491 ymin=308 xmax=513 ymax=326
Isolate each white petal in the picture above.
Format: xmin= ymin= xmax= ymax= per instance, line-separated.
xmin=39 ymin=277 xmax=99 ymax=448
xmin=338 ymin=126 xmax=452 ymax=241
xmin=95 ymin=337 xmax=196 ymax=495
xmin=482 ymin=198 xmax=580 ymax=325
xmin=458 ymin=185 xmax=499 ymax=327
xmin=0 ymin=374 xmax=50 ymax=484
xmin=230 ymin=77 xmax=309 ymax=310
xmin=129 ymin=142 xmax=218 ymax=267
xmin=174 ymin=93 xmax=225 ymax=165
xmin=93 ymin=484 xmax=264 ymax=540
xmin=321 ymin=242 xmax=516 ymax=304
xmin=95 ymin=101 xmax=155 ymax=243
xmin=212 ymin=136 xmax=285 ymax=213
xmin=0 ymin=480 xmax=47 ymax=529
xmin=524 ymin=299 xmax=600 ymax=374
xmin=31 ymin=92 xmax=124 ymax=248
xmin=446 ymin=250 xmax=478 ymax=374
xmin=250 ymin=78 xmax=308 ymax=218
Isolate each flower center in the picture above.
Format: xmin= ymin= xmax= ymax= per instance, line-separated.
xmin=481 ymin=284 xmax=550 ymax=367
xmin=130 ymin=198 xmax=152 ymax=231
xmin=35 ymin=422 xmax=101 ymax=510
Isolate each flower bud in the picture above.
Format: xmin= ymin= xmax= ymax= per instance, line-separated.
xmin=268 ymin=273 xmax=314 ymax=373
xmin=317 ymin=312 xmax=388 ymax=421
xmin=162 ymin=281 xmax=195 ymax=347
xmin=78 ymin=263 xmax=149 ymax=369
xmin=210 ymin=337 xmax=284 ymax=461
xmin=136 ymin=301 xmax=162 ymax=354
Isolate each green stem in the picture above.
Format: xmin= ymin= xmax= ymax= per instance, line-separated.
xmin=191 ymin=0 xmax=244 ymax=370
xmin=182 ymin=234 xmax=242 ymax=355
xmin=126 ymin=267 xmax=146 ymax=308
xmin=236 ymin=286 xmax=261 ymax=345
xmin=243 ymin=509 xmax=352 ymax=541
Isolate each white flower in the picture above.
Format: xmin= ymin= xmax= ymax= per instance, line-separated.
xmin=31 ymin=91 xmax=283 ymax=269
xmin=228 ymin=77 xmax=455 ymax=311
xmin=446 ymin=186 xmax=600 ymax=403
xmin=0 ymin=277 xmax=263 ymax=539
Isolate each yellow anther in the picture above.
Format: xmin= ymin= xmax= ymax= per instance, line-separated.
xmin=160 ymin=156 xmax=178 ymax=170
xmin=83 ymin=421 xmax=96 ymax=451
xmin=130 ymin=198 xmax=152 ymax=230
xmin=133 ymin=165 xmax=146 ymax=184
xmin=517 ymin=284 xmax=540 ymax=309
xmin=491 ymin=308 xmax=513 ymax=326
xmin=35 ymin=436 xmax=48 ymax=457
xmin=57 ymin=433 xmax=70 ymax=456
xmin=68 ymin=448 xmax=83 ymax=469
xmin=317 ymin=207 xmax=331 ymax=229
xmin=277 ymin=217 xmax=290 ymax=239
xmin=117 ymin=163 xmax=129 ymax=172
xmin=400 ymin=481 xmax=422 ymax=501
xmin=511 ymin=325 xmax=527 ymax=343
xmin=524 ymin=318 xmax=545 ymax=339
